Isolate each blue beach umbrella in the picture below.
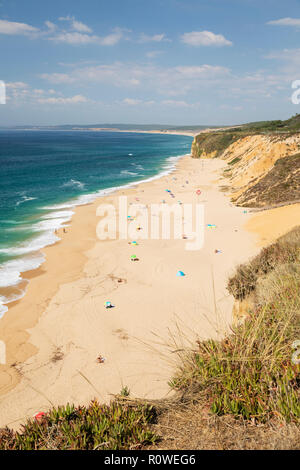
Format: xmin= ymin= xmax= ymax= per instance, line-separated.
xmin=176 ymin=270 xmax=185 ymax=277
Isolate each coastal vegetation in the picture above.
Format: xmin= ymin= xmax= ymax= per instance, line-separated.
xmin=171 ymin=226 xmax=300 ymax=424
xmin=192 ymin=114 xmax=300 ymax=159
xmin=0 ymin=400 xmax=158 ymax=450
xmin=1 ymin=227 xmax=299 ymax=450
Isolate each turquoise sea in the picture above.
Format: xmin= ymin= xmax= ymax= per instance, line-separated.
xmin=0 ymin=130 xmax=193 ymax=316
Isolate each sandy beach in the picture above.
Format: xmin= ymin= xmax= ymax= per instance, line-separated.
xmin=0 ymin=154 xmax=278 ymax=428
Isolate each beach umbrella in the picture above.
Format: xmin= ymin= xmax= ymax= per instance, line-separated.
xmin=131 ymin=241 xmax=138 ymax=245
xmin=196 ymin=189 xmax=201 ymax=196
xmin=105 ymin=301 xmax=113 ymax=308
xmin=131 ymin=254 xmax=138 ymax=261
xmin=176 ymin=270 xmax=185 ymax=277
xmin=34 ymin=412 xmax=46 ymax=421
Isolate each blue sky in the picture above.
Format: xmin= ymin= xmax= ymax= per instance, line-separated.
xmin=1 ymin=0 xmax=300 ymax=125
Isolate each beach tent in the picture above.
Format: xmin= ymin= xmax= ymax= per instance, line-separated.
xmin=176 ymin=270 xmax=185 ymax=277
xmin=131 ymin=241 xmax=138 ymax=245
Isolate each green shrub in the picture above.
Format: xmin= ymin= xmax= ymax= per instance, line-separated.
xmin=171 ymin=227 xmax=300 ymax=424
xmin=171 ymin=276 xmax=300 ymax=422
xmin=227 ymin=227 xmax=300 ymax=300
xmin=0 ymin=400 xmax=158 ymax=450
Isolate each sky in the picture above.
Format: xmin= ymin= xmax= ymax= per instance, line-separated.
xmin=1 ymin=0 xmax=300 ymax=126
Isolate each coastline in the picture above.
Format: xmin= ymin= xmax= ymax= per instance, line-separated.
xmin=0 ymin=130 xmax=193 ymax=318
xmin=0 ymin=153 xmax=260 ymax=428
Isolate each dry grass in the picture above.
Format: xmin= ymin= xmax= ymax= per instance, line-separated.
xmin=228 ymin=226 xmax=300 ymax=300
xmin=149 ymin=401 xmax=300 ymax=450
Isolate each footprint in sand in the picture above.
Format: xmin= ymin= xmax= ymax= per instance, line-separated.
xmin=113 ymin=328 xmax=129 ymax=341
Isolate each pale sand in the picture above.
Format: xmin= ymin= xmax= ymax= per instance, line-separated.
xmin=0 ymin=156 xmax=259 ymax=428
xmin=245 ymin=203 xmax=300 ymax=246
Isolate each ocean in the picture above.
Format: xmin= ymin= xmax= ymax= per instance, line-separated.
xmin=0 ymin=130 xmax=193 ymax=316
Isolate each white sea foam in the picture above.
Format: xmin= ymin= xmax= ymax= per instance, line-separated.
xmin=0 ymin=232 xmax=59 ymax=256
xmin=63 ymin=179 xmax=85 ymax=189
xmin=0 ymin=253 xmax=45 ymax=287
xmin=120 ymin=170 xmax=138 ymax=176
xmin=0 ymin=253 xmax=46 ymax=317
xmin=43 ymin=203 xmax=74 ymax=210
xmin=42 ymin=210 xmax=74 ymax=220
xmin=0 ymin=289 xmax=28 ymax=318
xmin=16 ymin=195 xmax=37 ymax=207
xmin=131 ymin=163 xmax=144 ymax=170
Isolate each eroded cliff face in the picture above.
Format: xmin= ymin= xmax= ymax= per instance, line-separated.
xmin=192 ymin=132 xmax=300 ymax=208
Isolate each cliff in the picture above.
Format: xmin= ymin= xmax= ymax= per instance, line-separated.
xmin=191 ymin=116 xmax=300 ymax=208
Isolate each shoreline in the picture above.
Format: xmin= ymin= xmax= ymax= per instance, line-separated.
xmin=0 ymin=148 xmax=192 ymax=318
xmin=0 ymin=151 xmax=193 ymax=395
xmin=0 ymin=153 xmax=260 ymax=428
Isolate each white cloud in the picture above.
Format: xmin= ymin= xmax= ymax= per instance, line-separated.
xmin=181 ymin=30 xmax=232 ymax=47
xmin=162 ymin=99 xmax=192 ymax=107
xmin=122 ymin=98 xmax=142 ymax=105
xmin=265 ymin=48 xmax=300 ymax=80
xmin=0 ymin=16 xmax=131 ymax=47
xmin=0 ymin=19 xmax=38 ymax=35
xmin=139 ymin=33 xmax=170 ymax=43
xmin=146 ymin=50 xmax=164 ymax=58
xmin=5 ymin=82 xmax=29 ymax=102
xmin=72 ymin=20 xmax=92 ymax=33
xmin=5 ymin=83 xmax=87 ymax=105
xmin=6 ymin=81 xmax=28 ymax=89
xmin=49 ymin=27 xmax=125 ymax=46
xmin=58 ymin=16 xmax=92 ymax=33
xmin=50 ymin=32 xmax=97 ymax=45
xmin=40 ymin=62 xmax=230 ymax=98
xmin=0 ymin=16 xmax=125 ymax=46
xmin=267 ymin=17 xmax=300 ymax=27
xmin=45 ymin=20 xmax=56 ymax=32
xmin=120 ymin=98 xmax=155 ymax=106
xmin=175 ymin=65 xmax=229 ymax=78
xmin=40 ymin=72 xmax=76 ymax=83
xmin=38 ymin=94 xmax=89 ymax=104
xmin=40 ymin=62 xmax=230 ymax=99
